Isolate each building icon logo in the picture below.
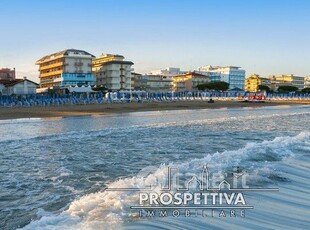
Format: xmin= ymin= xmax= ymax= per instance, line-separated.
xmin=106 ymin=166 xmax=278 ymax=218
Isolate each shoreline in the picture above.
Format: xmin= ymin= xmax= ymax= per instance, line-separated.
xmin=0 ymin=100 xmax=309 ymax=120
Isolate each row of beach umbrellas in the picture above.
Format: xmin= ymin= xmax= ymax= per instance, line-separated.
xmin=0 ymin=92 xmax=309 ymax=108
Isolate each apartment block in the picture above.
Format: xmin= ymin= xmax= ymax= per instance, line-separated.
xmin=35 ymin=49 xmax=95 ymax=88
xmin=305 ymin=77 xmax=310 ymax=89
xmin=172 ymin=72 xmax=210 ymax=92
xmin=269 ymin=74 xmax=305 ymax=90
xmin=0 ymin=68 xmax=15 ymax=80
xmin=92 ymin=54 xmax=134 ymax=91
xmin=133 ymin=74 xmax=172 ymax=92
xmin=198 ymin=65 xmax=246 ymax=90
xmin=149 ymin=67 xmax=186 ymax=78
xmin=245 ymin=74 xmax=270 ymax=92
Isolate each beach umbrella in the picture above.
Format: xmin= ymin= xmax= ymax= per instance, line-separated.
xmin=107 ymin=92 xmax=112 ymax=103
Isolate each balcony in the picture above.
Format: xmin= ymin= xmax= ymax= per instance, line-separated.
xmin=40 ymin=62 xmax=65 ymax=71
xmin=61 ymin=73 xmax=95 ymax=81
xmin=75 ymin=62 xmax=83 ymax=67
xmin=40 ymin=70 xmax=63 ymax=78
xmin=59 ymin=73 xmax=96 ymax=87
xmin=106 ymin=68 xmax=120 ymax=71
xmin=53 ymin=77 xmax=62 ymax=83
xmin=107 ymin=74 xmax=121 ymax=78
xmin=40 ymin=78 xmax=54 ymax=83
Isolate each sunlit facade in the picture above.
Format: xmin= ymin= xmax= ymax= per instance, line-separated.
xmin=305 ymin=77 xmax=310 ymax=89
xmin=149 ymin=67 xmax=186 ymax=78
xmin=198 ymin=65 xmax=246 ymax=90
xmin=270 ymin=74 xmax=305 ymax=90
xmin=245 ymin=74 xmax=270 ymax=92
xmin=133 ymin=74 xmax=172 ymax=92
xmin=92 ymin=54 xmax=134 ymax=91
xmin=172 ymin=72 xmax=210 ymax=92
xmin=35 ymin=49 xmax=95 ymax=88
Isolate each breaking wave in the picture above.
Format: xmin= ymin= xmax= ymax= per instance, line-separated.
xmin=21 ymin=132 xmax=310 ymax=230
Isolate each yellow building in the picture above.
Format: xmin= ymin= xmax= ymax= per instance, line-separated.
xmin=245 ymin=74 xmax=261 ymax=92
xmin=245 ymin=74 xmax=270 ymax=92
xmin=172 ymin=72 xmax=209 ymax=92
xmin=270 ymin=74 xmax=305 ymax=90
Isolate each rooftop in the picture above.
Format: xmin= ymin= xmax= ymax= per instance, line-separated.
xmin=98 ymin=60 xmax=134 ymax=65
xmin=200 ymin=65 xmax=242 ymax=70
xmin=0 ymin=68 xmax=15 ymax=72
xmin=36 ymin=49 xmax=95 ymax=64
xmin=174 ymin=72 xmax=209 ymax=78
xmin=99 ymin=54 xmax=125 ymax=58
xmin=0 ymin=79 xmax=38 ymax=87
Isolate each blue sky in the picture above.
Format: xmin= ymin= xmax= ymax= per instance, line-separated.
xmin=0 ymin=0 xmax=309 ymax=82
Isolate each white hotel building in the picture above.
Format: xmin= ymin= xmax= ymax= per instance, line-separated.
xmin=92 ymin=54 xmax=134 ymax=91
xmin=198 ymin=65 xmax=246 ymax=90
xmin=305 ymin=77 xmax=310 ymax=89
xmin=133 ymin=74 xmax=173 ymax=92
xmin=149 ymin=67 xmax=186 ymax=78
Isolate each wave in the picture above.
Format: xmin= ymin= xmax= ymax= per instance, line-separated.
xmin=2 ymin=111 xmax=310 ymax=144
xmin=20 ymin=131 xmax=310 ymax=230
xmin=139 ymin=111 xmax=310 ymax=130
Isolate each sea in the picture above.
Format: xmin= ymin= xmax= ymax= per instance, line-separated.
xmin=0 ymin=105 xmax=309 ymax=230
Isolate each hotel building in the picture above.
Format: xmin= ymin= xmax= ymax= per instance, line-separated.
xmin=198 ymin=65 xmax=246 ymax=90
xmin=172 ymin=72 xmax=210 ymax=92
xmin=269 ymin=74 xmax=305 ymax=90
xmin=149 ymin=67 xmax=186 ymax=78
xmin=35 ymin=49 xmax=95 ymax=89
xmin=92 ymin=54 xmax=134 ymax=91
xmin=133 ymin=74 xmax=172 ymax=92
xmin=245 ymin=74 xmax=270 ymax=92
xmin=305 ymin=77 xmax=310 ymax=89
xmin=130 ymin=72 xmax=141 ymax=90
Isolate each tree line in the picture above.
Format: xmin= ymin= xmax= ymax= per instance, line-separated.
xmin=196 ymin=81 xmax=310 ymax=93
xmin=259 ymin=85 xmax=310 ymax=93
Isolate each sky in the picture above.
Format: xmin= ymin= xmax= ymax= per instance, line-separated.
xmin=0 ymin=0 xmax=309 ymax=82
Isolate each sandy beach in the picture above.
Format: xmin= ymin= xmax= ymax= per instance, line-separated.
xmin=0 ymin=99 xmax=309 ymax=120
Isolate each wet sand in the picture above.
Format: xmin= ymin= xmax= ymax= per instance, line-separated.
xmin=0 ymin=100 xmax=309 ymax=120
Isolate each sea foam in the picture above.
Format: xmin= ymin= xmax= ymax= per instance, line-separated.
xmin=21 ymin=131 xmax=310 ymax=230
